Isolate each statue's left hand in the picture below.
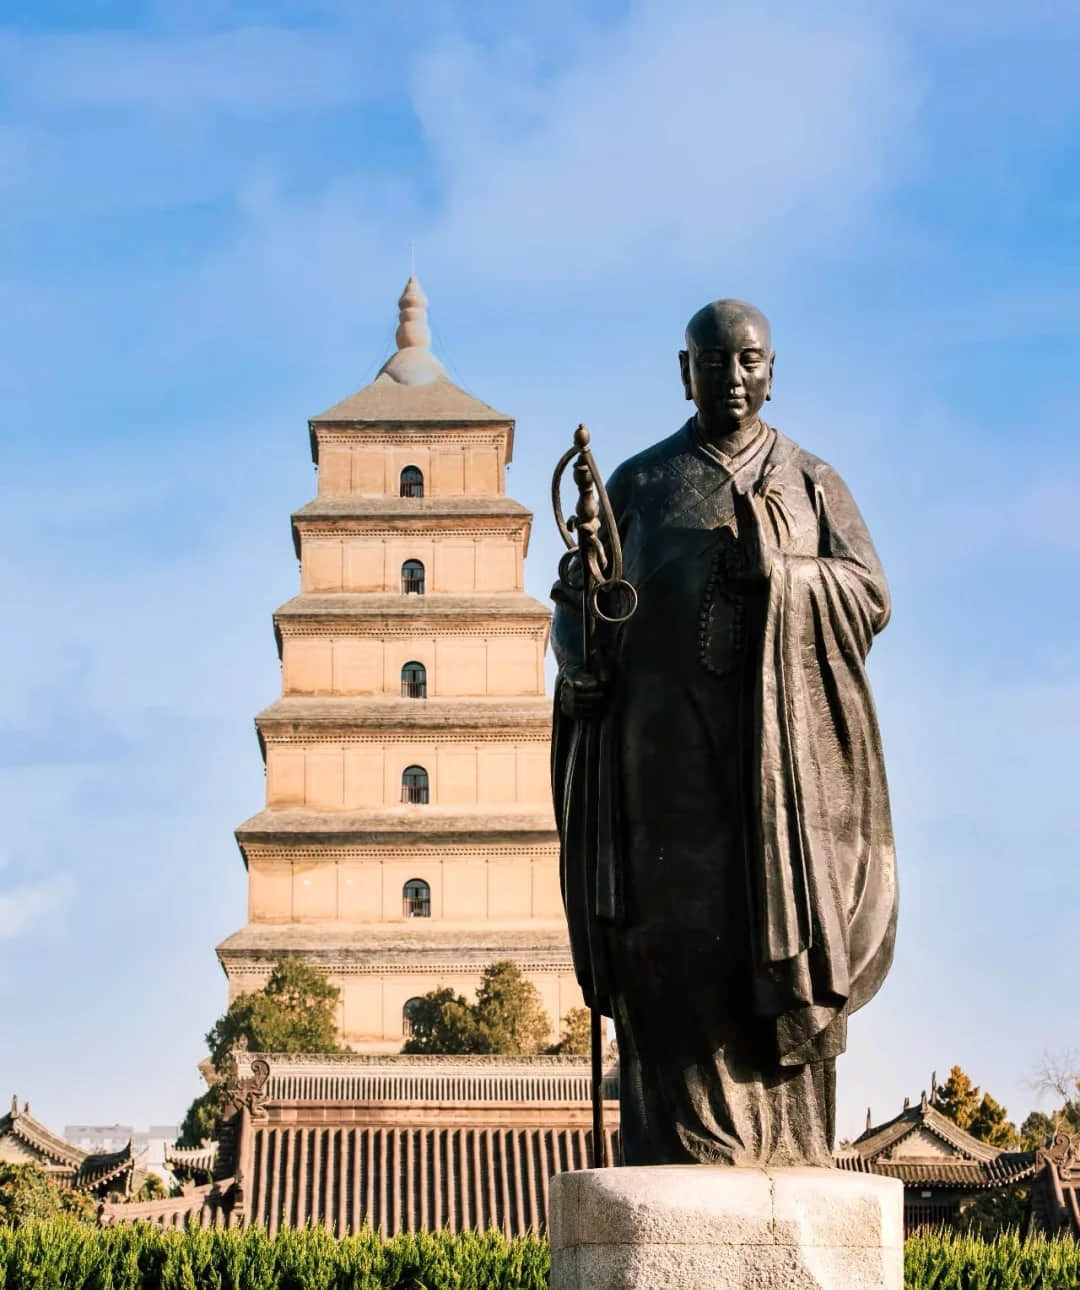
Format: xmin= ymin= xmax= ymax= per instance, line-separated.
xmin=732 ymin=485 xmax=775 ymax=582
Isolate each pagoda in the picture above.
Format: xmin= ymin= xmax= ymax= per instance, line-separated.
xmin=216 ymin=279 xmax=576 ymax=1051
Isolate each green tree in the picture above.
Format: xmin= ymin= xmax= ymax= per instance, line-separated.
xmin=401 ymin=987 xmax=482 ymax=1055
xmin=967 ymin=1092 xmax=1018 ymax=1148
xmin=1019 ymin=1110 xmax=1055 ymax=1150
xmin=401 ymin=962 xmax=554 ymax=1055
xmin=548 ymin=1006 xmax=591 ymax=1056
xmin=933 ymin=1065 xmax=1018 ymax=1146
xmin=178 ymin=956 xmax=341 ymax=1147
xmin=0 ymin=1163 xmax=95 ymax=1227
xmin=176 ymin=1083 xmax=227 ymax=1150
xmin=472 ymin=962 xmax=552 ymax=1054
xmin=205 ymin=956 xmax=341 ymax=1069
xmin=933 ymin=1066 xmax=981 ymax=1131
xmin=134 ymin=1173 xmax=168 ymax=1201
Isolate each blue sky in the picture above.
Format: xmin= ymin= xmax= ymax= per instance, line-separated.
xmin=1 ymin=0 xmax=1077 ymax=1142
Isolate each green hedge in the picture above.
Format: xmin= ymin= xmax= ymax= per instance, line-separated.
xmin=0 ymin=1223 xmax=549 ymax=1290
xmin=2 ymin=1222 xmax=1079 ymax=1289
xmin=906 ymin=1230 xmax=1080 ymax=1289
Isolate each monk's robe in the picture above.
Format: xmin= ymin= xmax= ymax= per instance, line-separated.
xmin=551 ymin=417 xmax=897 ymax=1167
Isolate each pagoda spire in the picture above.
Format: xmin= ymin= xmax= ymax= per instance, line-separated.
xmin=377 ymin=275 xmax=447 ymax=387
xmin=396 ymin=276 xmax=431 ymax=350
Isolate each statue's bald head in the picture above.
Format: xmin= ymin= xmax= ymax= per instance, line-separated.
xmin=679 ymin=299 xmax=775 ymax=440
xmin=685 ymin=299 xmax=772 ymax=352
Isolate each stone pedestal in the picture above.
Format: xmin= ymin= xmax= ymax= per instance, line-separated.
xmin=549 ymin=1165 xmax=903 ymax=1289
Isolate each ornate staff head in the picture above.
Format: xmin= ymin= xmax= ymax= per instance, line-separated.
xmin=552 ymin=425 xmax=637 ymax=641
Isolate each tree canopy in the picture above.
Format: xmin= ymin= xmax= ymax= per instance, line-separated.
xmin=932 ymin=1065 xmax=1018 ymax=1148
xmin=205 ymin=957 xmax=341 ymax=1070
xmin=178 ymin=957 xmax=341 ymax=1147
xmin=0 ymin=1164 xmax=95 ymax=1228
xmin=402 ymin=961 xmax=555 ymax=1055
xmin=551 ymin=1007 xmax=591 ymax=1056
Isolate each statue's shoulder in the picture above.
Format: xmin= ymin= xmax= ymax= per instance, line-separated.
xmin=606 ymin=422 xmax=693 ymax=503
xmin=769 ymin=428 xmax=846 ymax=489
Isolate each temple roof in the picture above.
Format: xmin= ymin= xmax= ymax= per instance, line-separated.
xmin=841 ymin=1091 xmax=1042 ymax=1191
xmin=853 ymin=1097 xmax=1003 ymax=1163
xmin=165 ymin=1141 xmax=218 ymax=1178
xmin=311 ymin=278 xmax=510 ymax=427
xmin=0 ymin=1096 xmax=143 ymax=1194
xmin=839 ymin=1152 xmax=1040 ymax=1189
xmin=1 ymin=1097 xmax=86 ymax=1170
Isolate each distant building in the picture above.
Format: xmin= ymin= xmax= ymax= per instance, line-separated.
xmin=216 ymin=276 xmax=577 ymax=1049
xmin=65 ymin=1124 xmax=177 ymax=1183
xmin=839 ymin=1091 xmax=1042 ymax=1232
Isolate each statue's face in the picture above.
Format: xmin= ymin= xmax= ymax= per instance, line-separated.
xmin=679 ymin=309 xmax=774 ymax=436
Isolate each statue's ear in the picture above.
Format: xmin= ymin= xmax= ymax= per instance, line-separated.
xmin=679 ymin=350 xmax=692 ymax=401
xmin=767 ymin=353 xmax=775 ymax=401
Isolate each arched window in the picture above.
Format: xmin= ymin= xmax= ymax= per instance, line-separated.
xmin=401 ymin=765 xmax=429 ymax=805
xmin=401 ymin=559 xmax=425 ymax=595
xmin=403 ymin=878 xmax=431 ymax=918
xmin=403 ymin=996 xmax=425 ymax=1038
xmin=400 ymin=466 xmax=424 ymax=498
xmin=401 ymin=661 xmax=427 ymax=699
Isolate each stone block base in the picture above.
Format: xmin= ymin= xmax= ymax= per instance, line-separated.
xmin=549 ymin=1165 xmax=903 ymax=1289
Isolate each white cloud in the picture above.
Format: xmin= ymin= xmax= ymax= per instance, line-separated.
xmin=412 ymin=0 xmax=921 ymax=283
xmin=0 ymin=875 xmax=70 ymax=940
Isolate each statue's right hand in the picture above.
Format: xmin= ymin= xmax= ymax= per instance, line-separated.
xmin=559 ymin=666 xmax=609 ymax=719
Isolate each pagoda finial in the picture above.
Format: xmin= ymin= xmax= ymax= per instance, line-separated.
xmin=10 ymin=1093 xmax=16 ymax=1116
xmin=395 ymin=276 xmax=431 ymax=352
xmin=377 ymin=276 xmax=448 ymax=388
xmin=866 ymin=1106 xmax=872 ymax=1131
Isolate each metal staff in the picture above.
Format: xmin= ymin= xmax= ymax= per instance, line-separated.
xmin=552 ymin=424 xmax=637 ymax=1169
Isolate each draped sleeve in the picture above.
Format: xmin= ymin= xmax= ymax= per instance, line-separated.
xmin=751 ymin=460 xmax=897 ymax=1066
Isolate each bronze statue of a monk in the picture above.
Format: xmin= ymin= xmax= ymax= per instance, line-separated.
xmin=551 ymin=300 xmax=897 ymax=1168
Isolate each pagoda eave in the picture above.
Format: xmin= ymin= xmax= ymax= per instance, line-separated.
xmin=216 ymin=919 xmax=572 ymax=966
xmin=274 ymin=592 xmax=552 ymax=623
xmin=235 ymin=807 xmax=558 ymax=852
xmin=255 ymin=696 xmax=554 ymax=737
xmin=293 ymin=497 xmax=532 ymax=521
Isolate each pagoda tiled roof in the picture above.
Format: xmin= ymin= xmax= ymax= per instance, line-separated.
xmin=311 ymin=376 xmax=510 ymax=427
